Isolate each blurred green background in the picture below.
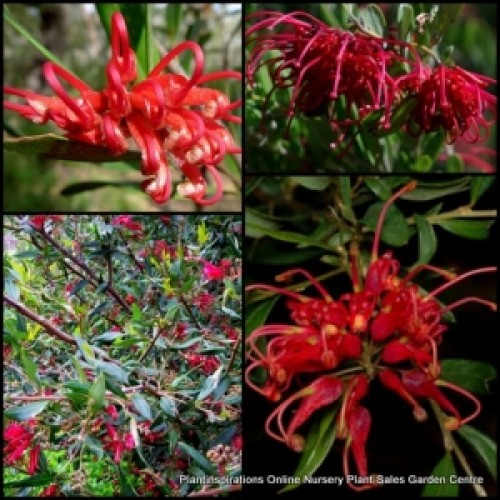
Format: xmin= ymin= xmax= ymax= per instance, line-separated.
xmin=3 ymin=3 xmax=242 ymax=211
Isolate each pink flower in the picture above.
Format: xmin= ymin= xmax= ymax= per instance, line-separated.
xmin=202 ymin=261 xmax=225 ymax=281
xmin=111 ymin=215 xmax=143 ymax=233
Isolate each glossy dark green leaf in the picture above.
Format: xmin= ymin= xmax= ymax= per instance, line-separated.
xmin=423 ymin=130 xmax=446 ymax=161
xmin=414 ymin=213 xmax=437 ymax=264
xmin=281 ymin=409 xmax=337 ymax=492
xmin=470 ymin=176 xmax=494 ymax=206
xmin=4 ymin=401 xmax=48 ymax=420
xmin=177 ymin=441 xmax=217 ymax=474
xmin=402 ymin=178 xmax=470 ymax=201
xmin=85 ymin=435 xmax=104 ymax=460
xmin=132 ymin=394 xmax=152 ymax=420
xmin=364 ymin=178 xmax=392 ymax=200
xmin=421 ymin=452 xmax=458 ymax=497
xmin=245 ymin=297 xmax=279 ymax=335
xmin=362 ymin=203 xmax=412 ymax=247
xmin=440 ymin=359 xmax=496 ymax=395
xmin=436 ymin=219 xmax=493 ymax=240
xmin=457 ymin=425 xmax=496 ymax=480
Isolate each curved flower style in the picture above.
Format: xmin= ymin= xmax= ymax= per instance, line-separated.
xmin=4 ymin=12 xmax=241 ymax=205
xmin=246 ymin=10 xmax=496 ymax=151
xmin=246 ymin=182 xmax=496 ymax=490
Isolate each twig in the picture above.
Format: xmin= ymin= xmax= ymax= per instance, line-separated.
xmin=225 ymin=333 xmax=241 ymax=375
xmin=30 ymin=225 xmax=131 ymax=313
xmin=178 ymin=293 xmax=201 ymax=329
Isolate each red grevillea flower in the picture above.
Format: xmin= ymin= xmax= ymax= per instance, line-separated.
xmin=202 ymin=260 xmax=227 ymax=281
xmin=407 ymin=65 xmax=497 ymax=144
xmin=246 ymin=10 xmax=497 ymax=152
xmin=111 ymin=215 xmax=143 ymax=233
xmin=246 ymin=11 xmax=419 ymax=140
xmin=29 ymin=215 xmax=64 ymax=231
xmin=4 ymin=12 xmax=241 ymax=205
xmin=102 ymin=423 xmax=136 ymax=463
xmin=246 ymin=181 xmax=496 ymax=489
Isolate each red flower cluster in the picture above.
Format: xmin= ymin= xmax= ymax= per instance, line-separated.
xmin=4 ymin=12 xmax=241 ymax=205
xmin=246 ymin=11 xmax=496 ymax=147
xmin=186 ymin=352 xmax=220 ymax=375
xmin=202 ymin=259 xmax=231 ymax=281
xmin=29 ymin=215 xmax=64 ymax=231
xmin=246 ymin=182 xmax=496 ymax=489
xmin=193 ymin=291 xmax=216 ymax=313
xmin=3 ymin=420 xmax=40 ymax=475
xmin=102 ymin=422 xmax=136 ymax=463
xmin=111 ymin=215 xmax=143 ymax=233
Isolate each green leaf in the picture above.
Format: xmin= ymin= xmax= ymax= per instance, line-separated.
xmin=357 ymin=3 xmax=386 ymax=37
xmin=376 ymin=97 xmax=418 ymax=138
xmin=4 ymin=472 xmax=55 ymax=488
xmin=362 ymin=202 xmax=412 ymax=246
xmin=421 ymin=452 xmax=458 ymax=497
xmin=364 ymin=178 xmax=392 ymax=200
xmin=160 ymin=396 xmax=178 ymax=418
xmin=132 ymin=394 xmax=152 ymax=420
xmin=402 ymin=178 xmax=470 ymax=201
xmin=4 ymin=134 xmax=141 ymax=163
xmin=131 ymin=302 xmax=142 ymax=322
xmin=414 ymin=213 xmax=437 ymax=264
xmin=166 ymin=4 xmax=182 ymax=42
xmin=338 ymin=176 xmax=352 ymax=206
xmin=177 ymin=442 xmax=218 ymax=474
xmin=4 ymin=401 xmax=48 ymax=420
xmin=436 ymin=219 xmax=493 ymax=240
xmin=245 ymin=296 xmax=279 ymax=334
xmin=397 ymin=3 xmax=415 ymax=41
xmin=85 ymin=435 xmax=104 ymax=460
xmin=413 ymin=154 xmax=433 ymax=172
xmin=20 ymin=351 xmax=40 ymax=385
xmin=89 ymin=372 xmax=106 ymax=414
xmin=245 ymin=208 xmax=279 ymax=238
xmin=440 ymin=359 xmax=496 ymax=395
xmin=4 ymin=278 xmax=20 ymax=302
xmin=446 ymin=154 xmax=464 ymax=173
xmin=457 ymin=425 xmax=496 ymax=480
xmin=197 ymin=368 xmax=224 ymax=401
xmin=470 ymin=176 xmax=494 ymax=206
xmin=290 ymin=177 xmax=332 ymax=191
xmin=281 ymin=409 xmax=337 ymax=492
xmin=94 ymin=360 xmax=129 ymax=384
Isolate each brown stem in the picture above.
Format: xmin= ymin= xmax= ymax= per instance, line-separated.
xmin=138 ymin=325 xmax=164 ymax=363
xmin=225 ymin=333 xmax=241 ymax=375
xmin=4 ymin=295 xmax=77 ymax=346
xmin=178 ymin=293 xmax=201 ymax=329
xmin=117 ymin=228 xmax=144 ymax=272
xmin=31 ymin=225 xmax=131 ymax=313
